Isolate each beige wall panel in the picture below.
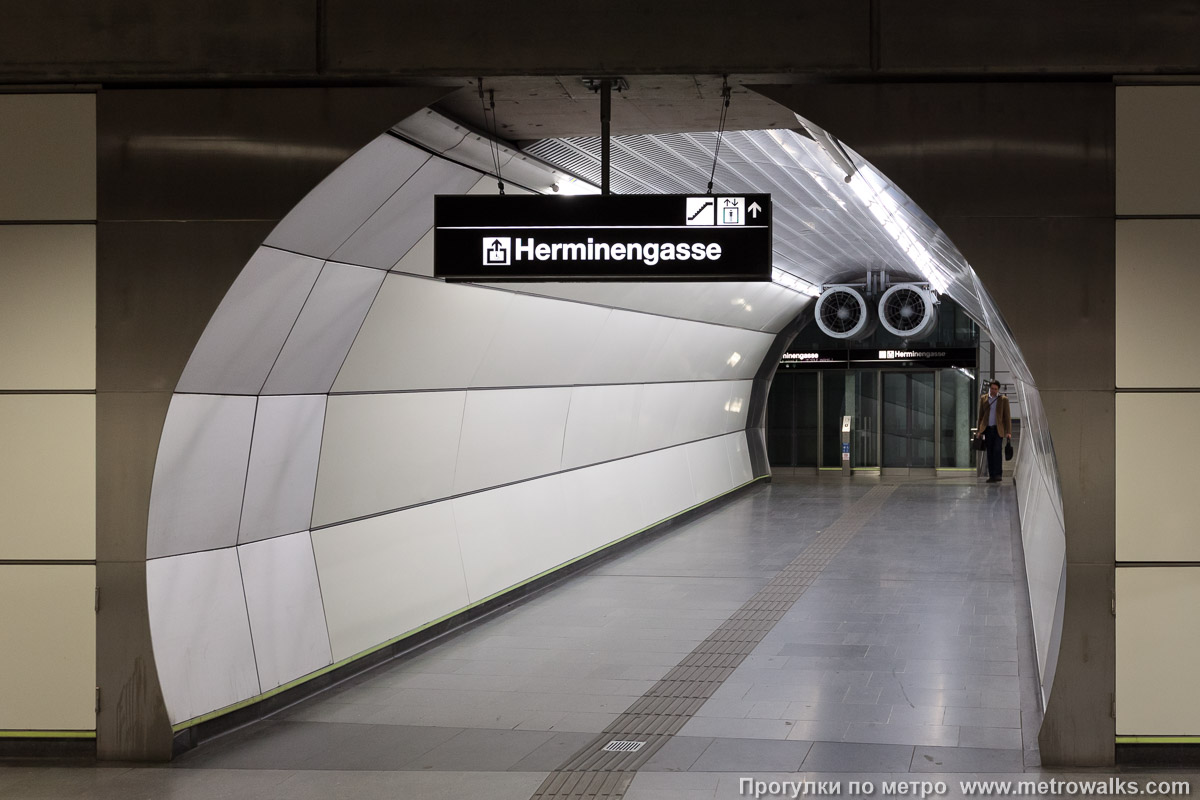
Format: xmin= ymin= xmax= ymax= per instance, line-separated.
xmin=1116 ymin=393 xmax=1200 ymax=561
xmin=1117 ymin=87 xmax=1200 ymax=215
xmin=0 ymin=565 xmax=95 ymax=730
xmin=1116 ymin=567 xmax=1200 ymax=734
xmin=1116 ymin=220 xmax=1200 ymax=388
xmin=0 ymin=225 xmax=96 ymax=389
xmin=0 ymin=94 xmax=95 ymax=220
xmin=0 ymin=395 xmax=95 ymax=560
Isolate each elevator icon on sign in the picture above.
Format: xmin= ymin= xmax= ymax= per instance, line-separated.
xmin=719 ymin=197 xmax=744 ymax=226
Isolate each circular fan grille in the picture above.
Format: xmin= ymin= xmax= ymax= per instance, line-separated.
xmin=881 ymin=287 xmax=927 ymax=332
xmin=877 ymin=284 xmax=937 ymax=339
xmin=819 ymin=290 xmax=863 ymax=333
xmin=814 ymin=287 xmax=871 ymax=339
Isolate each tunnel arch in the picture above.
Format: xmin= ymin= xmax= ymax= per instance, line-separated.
xmin=143 ymin=109 xmax=1065 ymax=736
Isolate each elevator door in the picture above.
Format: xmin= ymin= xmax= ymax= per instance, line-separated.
xmin=882 ymin=372 xmax=935 ymax=468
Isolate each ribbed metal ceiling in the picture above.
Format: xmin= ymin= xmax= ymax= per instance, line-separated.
xmin=524 ymin=123 xmax=979 ymax=311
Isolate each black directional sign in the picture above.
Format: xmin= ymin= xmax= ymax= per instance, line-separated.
xmin=434 ymin=193 xmax=772 ymax=282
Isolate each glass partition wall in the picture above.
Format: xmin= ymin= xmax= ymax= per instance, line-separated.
xmin=769 ymin=295 xmax=980 ymax=472
xmin=769 ymin=366 xmax=977 ymax=471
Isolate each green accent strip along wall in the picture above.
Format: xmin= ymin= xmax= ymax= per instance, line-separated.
xmin=1116 ymin=736 xmax=1200 ymax=744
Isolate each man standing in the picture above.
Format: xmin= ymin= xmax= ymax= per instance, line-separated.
xmin=976 ymin=380 xmax=1012 ymax=483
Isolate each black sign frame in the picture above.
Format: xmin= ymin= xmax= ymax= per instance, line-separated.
xmin=434 ymin=193 xmax=772 ymax=282
xmin=779 ymin=347 xmax=978 ymax=370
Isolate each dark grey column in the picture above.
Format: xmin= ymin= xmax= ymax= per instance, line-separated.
xmin=94 ymin=86 xmax=448 ymax=760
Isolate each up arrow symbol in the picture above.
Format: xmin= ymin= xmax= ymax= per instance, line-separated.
xmin=748 ymin=202 xmax=762 ymax=218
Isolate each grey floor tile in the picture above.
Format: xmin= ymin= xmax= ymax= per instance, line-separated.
xmin=801 ymin=742 xmax=916 ymax=772
xmin=747 ymin=700 xmax=793 ymax=719
xmin=957 ymin=725 xmax=1024 ymax=750
xmin=508 ymin=731 xmax=598 ymax=771
xmin=626 ymin=771 xmax=721 ymax=799
xmin=641 ymin=736 xmax=716 ymax=772
xmin=783 ymin=701 xmax=891 ymax=724
xmin=776 ymin=644 xmax=871 ymax=658
xmin=677 ymin=717 xmax=798 ymax=740
xmin=887 ymin=705 xmax=946 ymax=725
xmin=690 ymin=737 xmax=813 ymax=772
xmin=979 ymin=690 xmax=1023 ymax=709
xmin=174 ymin=722 xmax=465 ymax=771
xmin=401 ymin=729 xmax=554 ymax=771
xmin=843 ymin=686 xmax=883 ymax=704
xmin=783 ymin=718 xmax=851 ymax=742
xmin=877 ymin=686 xmax=982 ymax=708
xmin=276 ymin=770 xmax=548 ymax=800
xmin=910 ymin=745 xmax=1026 ymax=772
xmin=943 ymin=706 xmax=1021 ymax=729
xmin=843 ymin=722 xmax=960 ymax=747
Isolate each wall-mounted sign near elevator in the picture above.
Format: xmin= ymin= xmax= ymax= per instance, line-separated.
xmin=434 ymin=194 xmax=772 ymax=281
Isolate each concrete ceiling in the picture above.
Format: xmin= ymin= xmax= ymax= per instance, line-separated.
xmin=430 ymin=75 xmax=800 ymax=145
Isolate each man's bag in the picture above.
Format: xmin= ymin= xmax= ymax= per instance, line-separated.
xmin=1004 ymin=441 xmax=1014 ymax=460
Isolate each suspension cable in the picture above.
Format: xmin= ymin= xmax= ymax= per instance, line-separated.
xmin=477 ymin=79 xmax=505 ymax=195
xmin=706 ymin=76 xmax=732 ymax=195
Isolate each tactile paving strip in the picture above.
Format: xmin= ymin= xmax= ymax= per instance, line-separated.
xmin=529 ymin=484 xmax=898 ymax=800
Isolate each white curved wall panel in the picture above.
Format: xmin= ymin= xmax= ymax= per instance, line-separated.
xmin=635 ymin=381 xmax=697 ymax=452
xmin=147 ymin=549 xmax=260 ymax=725
xmin=659 ymin=321 xmax=771 ymax=382
xmin=311 ymin=391 xmax=466 ymax=528
xmin=645 ymin=318 xmax=768 ymax=383
xmin=725 ymin=431 xmax=755 ymax=487
xmin=334 ymin=276 xmax=513 ymax=393
xmin=176 ymin=247 xmax=324 ymax=395
xmin=559 ymin=456 xmax=656 ymax=551
xmin=239 ymin=395 xmax=327 ymax=545
xmin=265 ymin=136 xmax=428 ymax=259
xmin=725 ymin=381 xmax=753 ymax=432
xmin=238 ymin=532 xmax=333 ymax=691
xmin=634 ymin=381 xmax=746 ymax=454
xmin=147 ymin=394 xmax=256 ymax=559
xmin=390 ymin=226 xmax=434 ymax=276
xmin=261 ymin=262 xmax=385 ymax=396
xmin=452 ymin=471 xmax=575 ymax=603
xmin=312 ymin=501 xmax=470 ymax=662
xmin=687 ymin=435 xmax=736 ymax=504
xmin=464 ymin=173 xmax=535 ymax=198
xmin=490 ymin=281 xmax=807 ymax=334
xmin=561 ymin=384 xmax=644 ymax=470
xmin=763 ymin=293 xmax=809 ymax=334
xmin=331 ymin=159 xmax=479 ymax=270
xmin=470 ymin=294 xmax=610 ymax=388
xmin=577 ymin=309 xmax=677 ymax=386
xmin=685 ymin=381 xmax=743 ymax=442
xmin=634 ymin=445 xmax=699 ymax=527
xmin=1017 ymin=473 xmax=1065 ymax=685
xmin=452 ymin=387 xmax=573 ymax=494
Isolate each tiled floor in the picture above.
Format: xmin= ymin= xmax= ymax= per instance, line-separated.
xmin=5 ymin=476 xmax=1196 ymax=799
